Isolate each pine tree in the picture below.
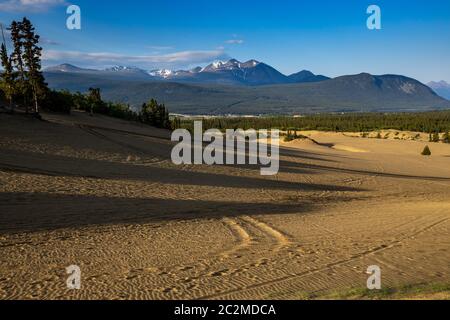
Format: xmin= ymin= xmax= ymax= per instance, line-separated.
xmin=9 ymin=20 xmax=27 ymax=111
xmin=172 ymin=117 xmax=181 ymax=130
xmin=21 ymin=17 xmax=47 ymax=114
xmin=421 ymin=145 xmax=431 ymax=156
xmin=140 ymin=99 xmax=171 ymax=129
xmin=432 ymin=132 xmax=440 ymax=143
xmin=160 ymin=102 xmax=170 ymax=129
xmin=0 ymin=24 xmax=15 ymax=111
xmin=443 ymin=131 xmax=450 ymax=144
xmin=0 ymin=43 xmax=15 ymax=111
xmin=87 ymin=87 xmax=103 ymax=115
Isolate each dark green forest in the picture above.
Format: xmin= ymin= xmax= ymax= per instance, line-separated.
xmin=174 ymin=111 xmax=450 ymax=136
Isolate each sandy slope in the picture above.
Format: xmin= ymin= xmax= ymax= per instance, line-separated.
xmin=0 ymin=111 xmax=449 ymax=300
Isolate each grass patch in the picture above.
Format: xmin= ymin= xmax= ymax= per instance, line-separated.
xmin=276 ymin=283 xmax=450 ymax=300
xmin=318 ymin=283 xmax=450 ymax=300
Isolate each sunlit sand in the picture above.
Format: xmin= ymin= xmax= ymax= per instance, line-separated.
xmin=1 ymin=111 xmax=449 ymax=299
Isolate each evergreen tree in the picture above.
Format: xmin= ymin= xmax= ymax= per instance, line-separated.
xmin=140 ymin=99 xmax=171 ymax=129
xmin=0 ymin=40 xmax=15 ymax=111
xmin=21 ymin=17 xmax=47 ymax=114
xmin=87 ymin=87 xmax=104 ymax=115
xmin=421 ymin=145 xmax=431 ymax=156
xmin=443 ymin=131 xmax=450 ymax=144
xmin=172 ymin=117 xmax=181 ymax=130
xmin=432 ymin=132 xmax=440 ymax=143
xmin=9 ymin=20 xmax=27 ymax=111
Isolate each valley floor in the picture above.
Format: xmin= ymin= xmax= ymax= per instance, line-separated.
xmin=0 ymin=111 xmax=449 ymax=299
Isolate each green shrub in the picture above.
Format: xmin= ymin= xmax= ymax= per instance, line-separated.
xmin=42 ymin=90 xmax=73 ymax=114
xmin=421 ymin=145 xmax=431 ymax=156
xmin=443 ymin=131 xmax=450 ymax=144
xmin=432 ymin=132 xmax=440 ymax=142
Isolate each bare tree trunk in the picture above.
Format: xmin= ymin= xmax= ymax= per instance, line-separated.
xmin=33 ymin=85 xmax=38 ymax=114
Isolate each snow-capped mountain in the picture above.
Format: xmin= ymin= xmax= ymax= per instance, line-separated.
xmin=148 ymin=59 xmax=261 ymax=78
xmin=201 ymin=59 xmax=254 ymax=72
xmin=146 ymin=59 xmax=327 ymax=85
xmin=105 ymin=66 xmax=145 ymax=72
xmin=44 ymin=59 xmax=329 ymax=85
xmin=103 ymin=66 xmax=152 ymax=78
xmin=45 ymin=64 xmax=156 ymax=81
xmin=149 ymin=69 xmax=174 ymax=78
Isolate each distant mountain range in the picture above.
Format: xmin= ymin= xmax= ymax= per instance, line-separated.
xmin=43 ymin=59 xmax=450 ymax=115
xmin=428 ymin=81 xmax=450 ymax=100
xmin=45 ymin=59 xmax=329 ymax=86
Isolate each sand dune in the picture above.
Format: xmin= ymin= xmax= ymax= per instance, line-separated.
xmin=0 ymin=111 xmax=449 ymax=300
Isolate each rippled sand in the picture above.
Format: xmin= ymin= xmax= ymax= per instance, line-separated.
xmin=1 ymin=111 xmax=449 ymax=300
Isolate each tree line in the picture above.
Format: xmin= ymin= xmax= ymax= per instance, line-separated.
xmin=26 ymin=86 xmax=172 ymax=129
xmin=0 ymin=17 xmax=172 ymax=129
xmin=175 ymin=112 xmax=450 ymax=142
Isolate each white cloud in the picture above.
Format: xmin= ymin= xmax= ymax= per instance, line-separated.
xmin=225 ymin=39 xmax=244 ymax=44
xmin=0 ymin=0 xmax=66 ymax=12
xmin=42 ymin=49 xmax=229 ymax=69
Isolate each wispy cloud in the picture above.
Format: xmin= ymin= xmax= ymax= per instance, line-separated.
xmin=225 ymin=39 xmax=244 ymax=44
xmin=146 ymin=45 xmax=174 ymax=51
xmin=0 ymin=0 xmax=66 ymax=12
xmin=41 ymin=37 xmax=61 ymax=45
xmin=43 ymin=49 xmax=229 ymax=69
xmin=0 ymin=28 xmax=59 ymax=46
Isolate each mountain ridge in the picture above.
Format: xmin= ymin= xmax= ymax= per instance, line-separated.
xmin=44 ymin=67 xmax=450 ymax=115
xmin=428 ymin=81 xmax=450 ymax=100
xmin=44 ymin=59 xmax=329 ymax=85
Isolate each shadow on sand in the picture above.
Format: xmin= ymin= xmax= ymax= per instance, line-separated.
xmin=0 ymin=191 xmax=362 ymax=234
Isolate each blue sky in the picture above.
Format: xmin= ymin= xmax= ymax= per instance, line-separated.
xmin=0 ymin=0 xmax=449 ymax=83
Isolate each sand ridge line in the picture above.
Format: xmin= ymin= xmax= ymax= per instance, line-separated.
xmin=332 ymin=145 xmax=369 ymax=153
xmin=76 ymin=123 xmax=172 ymax=141
xmin=0 ymin=162 xmax=101 ymax=179
xmin=77 ymin=125 xmax=167 ymax=165
xmin=46 ymin=114 xmax=171 ymax=142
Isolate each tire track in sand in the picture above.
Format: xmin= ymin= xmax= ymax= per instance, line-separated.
xmin=151 ymin=216 xmax=293 ymax=298
xmin=159 ymin=215 xmax=290 ymax=274
xmin=196 ymin=215 xmax=449 ymax=300
xmin=220 ymin=217 xmax=252 ymax=258
xmin=239 ymin=216 xmax=291 ymax=250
